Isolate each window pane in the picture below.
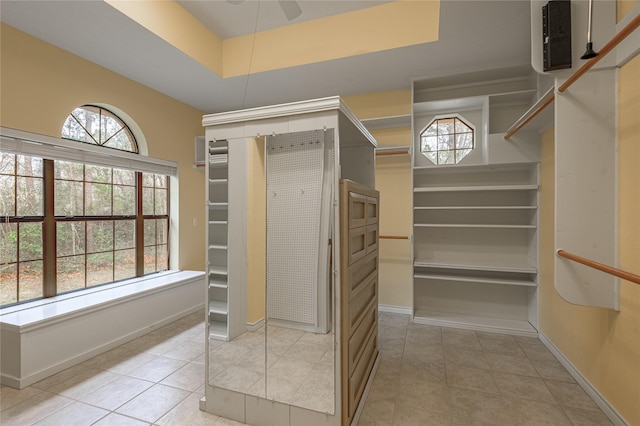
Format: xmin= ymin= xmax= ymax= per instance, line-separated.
xmin=154 ymin=175 xmax=166 ymax=188
xmin=0 ymin=175 xmax=15 ymax=216
xmin=144 ymin=219 xmax=155 ymax=247
xmin=0 ymin=223 xmax=17 ymax=263
xmin=455 ymin=118 xmax=472 ymax=133
xmin=85 ymin=165 xmax=112 ymax=184
xmin=421 ymin=136 xmax=438 ymax=152
xmin=438 ymin=151 xmax=455 ymax=165
xmin=144 ymin=246 xmax=156 ymax=274
xmin=55 ymin=161 xmax=84 ymax=181
xmin=437 ymin=135 xmax=453 ymax=151
xmin=55 ymin=180 xmax=84 ymax=216
xmin=0 ymin=152 xmax=15 ymax=175
xmin=100 ymin=113 xmax=124 ymax=144
xmin=62 ymin=115 xmax=91 ymax=143
xmin=0 ymin=264 xmax=17 ymax=305
xmin=19 ymin=223 xmax=42 ymax=261
xmin=114 ymin=249 xmax=136 ymax=281
xmin=16 ymin=177 xmax=43 ymax=216
xmin=157 ymin=244 xmax=168 ymax=271
xmin=156 ymin=219 xmax=168 ymax=245
xmin=456 ymin=149 xmax=472 ymax=163
xmin=19 ymin=260 xmax=42 ymax=302
xmin=142 ymin=188 xmax=154 ymax=216
xmin=424 ymin=124 xmax=438 ymax=138
xmin=57 ymin=222 xmax=85 ymax=257
xmin=142 ymin=173 xmax=154 ymax=188
xmin=115 ymin=220 xmax=135 ymax=250
xmin=154 ymin=188 xmax=167 ymax=215
xmin=87 ymin=221 xmax=113 ymax=253
xmin=437 ymin=119 xmax=454 ymax=135
xmin=87 ymin=252 xmax=113 ymax=286
xmin=424 ymin=151 xmax=438 ymax=164
xmin=113 ymin=185 xmax=135 ymax=216
xmin=17 ymin=156 xmax=43 ymax=177
xmin=57 ymin=255 xmax=85 ymax=293
xmin=104 ymin=129 xmax=135 ymax=152
xmin=456 ymin=133 xmax=473 ymax=149
xmin=85 ymin=183 xmax=112 ymax=216
xmin=73 ymin=106 xmax=101 ymax=144
xmin=113 ymin=169 xmax=135 ymax=186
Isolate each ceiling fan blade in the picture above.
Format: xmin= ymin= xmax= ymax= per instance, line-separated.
xmin=278 ymin=0 xmax=302 ymax=21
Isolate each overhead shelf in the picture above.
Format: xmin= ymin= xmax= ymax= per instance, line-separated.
xmin=414 ymin=260 xmax=537 ymax=274
xmin=414 ymin=185 xmax=538 ymax=192
xmin=414 ymin=206 xmax=536 ymax=210
xmin=414 ymin=223 xmax=536 ymax=229
xmin=414 ymin=273 xmax=537 ymax=287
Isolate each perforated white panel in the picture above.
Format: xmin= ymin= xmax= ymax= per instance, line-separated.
xmin=266 ymin=130 xmax=326 ymax=326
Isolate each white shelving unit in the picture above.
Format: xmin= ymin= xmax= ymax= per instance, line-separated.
xmin=412 ymin=163 xmax=539 ymax=336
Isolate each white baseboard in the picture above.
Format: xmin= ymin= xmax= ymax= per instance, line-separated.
xmin=246 ymin=318 xmax=265 ymax=332
xmin=539 ymin=332 xmax=629 ymax=426
xmin=377 ymin=304 xmax=412 ymax=316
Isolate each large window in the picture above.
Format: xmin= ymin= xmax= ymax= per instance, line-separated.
xmin=0 ymin=106 xmax=169 ymax=307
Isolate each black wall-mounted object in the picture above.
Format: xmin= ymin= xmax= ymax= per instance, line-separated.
xmin=542 ymin=0 xmax=572 ymax=71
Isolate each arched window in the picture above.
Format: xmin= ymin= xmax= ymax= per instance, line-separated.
xmin=420 ymin=115 xmax=474 ymax=165
xmin=0 ymin=106 xmax=169 ymax=306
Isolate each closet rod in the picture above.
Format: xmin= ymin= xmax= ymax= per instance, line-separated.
xmin=380 ymin=235 xmax=411 ymax=240
xmin=504 ymin=93 xmax=555 ymax=140
xmin=558 ymin=13 xmax=640 ymax=93
xmin=375 ymin=149 xmax=410 ymax=157
xmin=505 ymin=13 xmax=639 ymax=140
xmin=557 ymin=250 xmax=640 ymax=285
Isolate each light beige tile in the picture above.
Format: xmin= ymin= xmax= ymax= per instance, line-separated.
xmin=0 ymin=390 xmax=73 ymax=426
xmin=393 ymin=404 xmax=451 ymax=426
xmin=127 ymin=355 xmax=188 ymax=382
xmin=530 ymin=357 xmax=576 ymax=383
xmin=32 ymin=401 xmax=108 ymax=426
xmin=379 ymin=312 xmax=410 ymax=328
xmin=449 ymin=387 xmax=518 ymax=426
xmin=475 ymin=331 xmax=515 ymax=342
xmin=406 ymin=323 xmax=442 ymax=344
xmin=212 ymin=365 xmax=264 ymax=394
xmin=442 ymin=328 xmax=482 ymax=351
xmin=263 ymin=374 xmax=304 ymax=403
xmin=562 ymin=406 xmax=614 ymax=426
xmin=396 ymin=378 xmax=451 ymax=414
xmin=156 ymin=392 xmax=222 ymax=426
xmin=366 ymin=369 xmax=401 ymax=403
xmin=82 ymin=346 xmax=135 ymax=370
xmin=31 ymin=363 xmax=96 ymax=391
xmin=281 ymin=341 xmax=328 ymax=363
xmin=47 ymin=369 xmax=121 ymax=399
xmin=478 ymin=337 xmax=525 ymax=357
xmin=267 ymin=357 xmax=315 ymax=382
xmin=160 ymin=362 xmax=205 ymax=392
xmin=0 ymin=385 xmax=42 ymax=412
xmin=400 ymin=359 xmax=446 ymax=386
xmin=513 ymin=335 xmax=543 ymax=345
xmin=359 ymin=398 xmax=395 ymax=425
xmin=80 ymin=375 xmax=153 ymax=411
xmin=93 ymin=412 xmax=151 ymax=425
xmin=116 ymin=383 xmax=190 ymax=423
xmin=211 ymin=341 xmax=255 ymax=363
xmin=485 ymin=352 xmax=538 ymax=377
xmin=545 ymin=380 xmax=601 ymax=412
xmin=492 ymin=371 xmax=555 ymax=404
xmin=444 ymin=346 xmax=489 ymax=370
xmin=297 ymin=330 xmax=334 ymax=346
xmin=105 ymin=352 xmax=158 ymax=375
xmin=288 ymin=365 xmax=335 ymax=414
xmin=445 ymin=363 xmax=499 ymax=395
xmin=519 ymin=342 xmax=557 ymax=361
xmin=509 ymin=397 xmax=573 ymax=425
xmin=161 ymin=339 xmax=205 ymax=361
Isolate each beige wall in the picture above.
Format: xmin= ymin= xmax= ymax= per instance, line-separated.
xmin=0 ymin=24 xmax=206 ymax=271
xmin=538 ymin=14 xmax=640 ymax=424
xmin=344 ymin=92 xmax=413 ymax=310
xmin=246 ymin=138 xmax=266 ymax=324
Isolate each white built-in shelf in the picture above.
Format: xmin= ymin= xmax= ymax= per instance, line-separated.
xmin=208 ymin=244 xmax=228 ymax=250
xmin=209 ymin=300 xmax=228 ymax=315
xmin=208 ymin=202 xmax=228 ymax=208
xmin=414 ymin=223 xmax=536 ymax=229
xmin=503 ymin=87 xmax=555 ymax=137
xmin=209 ymin=179 xmax=228 ymax=184
xmin=208 ymin=220 xmax=228 ymax=225
xmin=415 ymin=206 xmax=536 ymax=210
xmin=208 ymin=147 xmax=228 ymax=154
xmin=209 ymin=321 xmax=227 ymax=339
xmin=414 ymin=185 xmax=538 ymax=193
xmin=414 ymin=273 xmax=537 ymax=287
xmin=414 ymin=260 xmax=537 ymax=274
xmin=413 ymin=309 xmax=538 ymax=336
xmin=209 ymin=267 xmax=228 ymax=276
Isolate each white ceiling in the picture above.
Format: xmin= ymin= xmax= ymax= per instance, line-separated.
xmin=0 ymin=0 xmax=533 ymax=114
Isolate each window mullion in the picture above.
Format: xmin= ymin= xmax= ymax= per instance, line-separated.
xmin=43 ymin=159 xmax=56 ymax=297
xmin=135 ymin=172 xmax=144 ymax=277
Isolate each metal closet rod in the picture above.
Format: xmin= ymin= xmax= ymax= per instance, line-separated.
xmin=375 ymin=148 xmax=410 ymax=156
xmin=505 ymin=13 xmax=640 ymax=140
xmin=557 ymin=250 xmax=640 ymax=285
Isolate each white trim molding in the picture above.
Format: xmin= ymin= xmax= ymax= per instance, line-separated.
xmin=539 ymin=332 xmax=629 ymax=426
xmin=378 ymin=304 xmax=413 ymax=316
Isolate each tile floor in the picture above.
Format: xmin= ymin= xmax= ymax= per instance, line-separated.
xmin=359 ymin=311 xmax=614 ymax=426
xmin=209 ymin=325 xmax=334 ymax=414
xmin=0 ymin=310 xmax=613 ymax=425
